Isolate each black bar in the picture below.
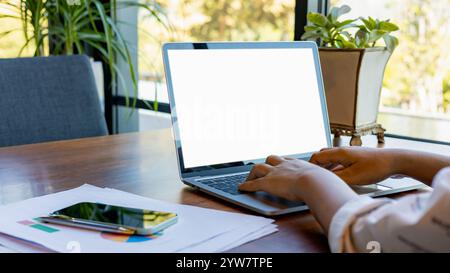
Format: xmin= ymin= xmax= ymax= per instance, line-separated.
xmin=294 ymin=0 xmax=308 ymax=40
xmin=385 ymin=133 xmax=450 ymax=146
xmin=1 ymin=253 xmax=444 ymax=271
xmin=318 ymin=0 xmax=323 ymax=13
xmin=193 ymin=43 xmax=208 ymax=49
xmin=101 ymin=0 xmax=114 ymax=134
xmin=112 ymin=96 xmax=171 ymax=114
xmin=103 ymin=62 xmax=114 ymax=134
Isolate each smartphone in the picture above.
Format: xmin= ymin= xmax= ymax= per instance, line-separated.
xmin=38 ymin=202 xmax=178 ymax=235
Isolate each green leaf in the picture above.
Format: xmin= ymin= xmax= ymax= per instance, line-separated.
xmin=368 ymin=16 xmax=377 ymax=28
xmin=93 ymin=1 xmax=113 ymax=74
xmin=321 ymin=28 xmax=331 ymax=40
xmin=340 ymin=31 xmax=352 ymax=40
xmin=379 ymin=21 xmax=399 ymax=32
xmin=301 ymin=30 xmax=323 ymax=40
xmin=0 ymin=14 xmax=22 ymax=20
xmin=383 ymin=35 xmax=399 ymax=52
xmin=328 ymin=5 xmax=351 ymax=23
xmin=368 ymin=29 xmax=387 ymax=43
xmin=307 ymin=12 xmax=328 ymax=27
xmin=304 ymin=25 xmax=318 ymax=32
xmin=334 ymin=40 xmax=344 ymax=48
xmin=375 ymin=18 xmax=381 ymax=27
xmin=336 ymin=19 xmax=356 ymax=29
xmin=355 ymin=29 xmax=369 ymax=48
xmin=342 ymin=39 xmax=357 ymax=49
xmin=360 ymin=17 xmax=374 ymax=30
xmin=0 ymin=28 xmax=20 ymax=39
xmin=84 ymin=0 xmax=98 ymax=32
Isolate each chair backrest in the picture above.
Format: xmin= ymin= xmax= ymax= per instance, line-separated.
xmin=0 ymin=55 xmax=108 ymax=147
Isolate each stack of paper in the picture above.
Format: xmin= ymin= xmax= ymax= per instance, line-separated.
xmin=0 ymin=184 xmax=277 ymax=253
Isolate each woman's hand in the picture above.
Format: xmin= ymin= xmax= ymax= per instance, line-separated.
xmin=310 ymin=147 xmax=450 ymax=186
xmin=309 ymin=147 xmax=396 ymax=185
xmin=239 ymin=155 xmax=341 ymax=201
xmin=239 ymin=155 xmax=357 ymax=233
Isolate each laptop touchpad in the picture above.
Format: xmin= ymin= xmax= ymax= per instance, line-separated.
xmin=250 ymin=191 xmax=305 ymax=208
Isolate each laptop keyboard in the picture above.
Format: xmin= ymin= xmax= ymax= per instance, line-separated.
xmin=198 ymin=173 xmax=248 ymax=195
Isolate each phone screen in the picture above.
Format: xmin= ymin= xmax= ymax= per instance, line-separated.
xmin=51 ymin=202 xmax=177 ymax=229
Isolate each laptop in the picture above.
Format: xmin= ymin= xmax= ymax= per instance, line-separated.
xmin=162 ymin=41 xmax=426 ymax=216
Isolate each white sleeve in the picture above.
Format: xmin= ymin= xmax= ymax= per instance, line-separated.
xmin=328 ymin=167 xmax=450 ymax=253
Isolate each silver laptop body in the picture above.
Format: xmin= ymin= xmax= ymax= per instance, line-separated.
xmin=162 ymin=41 xmax=426 ymax=216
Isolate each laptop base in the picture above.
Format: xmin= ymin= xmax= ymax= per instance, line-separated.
xmin=185 ymin=176 xmax=428 ymax=216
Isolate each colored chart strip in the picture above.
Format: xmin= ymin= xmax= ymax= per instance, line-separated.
xmin=18 ymin=220 xmax=59 ymax=233
xmin=101 ymin=232 xmax=161 ymax=243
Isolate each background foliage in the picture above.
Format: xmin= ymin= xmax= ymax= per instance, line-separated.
xmin=1 ymin=0 xmax=449 ymax=115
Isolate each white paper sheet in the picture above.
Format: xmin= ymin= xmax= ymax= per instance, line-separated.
xmin=0 ymin=233 xmax=52 ymax=253
xmin=0 ymin=184 xmax=277 ymax=253
xmin=0 ymin=245 xmax=16 ymax=253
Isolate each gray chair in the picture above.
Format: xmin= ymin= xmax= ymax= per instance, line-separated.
xmin=0 ymin=55 xmax=108 ymax=147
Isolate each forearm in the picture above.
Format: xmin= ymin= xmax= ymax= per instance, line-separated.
xmin=297 ymin=170 xmax=357 ymax=234
xmin=388 ymin=149 xmax=450 ymax=185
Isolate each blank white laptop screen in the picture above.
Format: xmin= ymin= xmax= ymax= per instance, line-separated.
xmin=167 ymin=48 xmax=328 ymax=169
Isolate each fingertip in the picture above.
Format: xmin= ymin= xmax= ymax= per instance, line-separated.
xmin=265 ymin=155 xmax=284 ymax=166
xmin=309 ymin=152 xmax=316 ymax=161
xmin=240 ymin=178 xmax=264 ymax=192
xmin=309 ymin=152 xmax=320 ymax=164
xmin=238 ymin=181 xmax=255 ymax=192
xmin=310 ymin=147 xmax=341 ymax=165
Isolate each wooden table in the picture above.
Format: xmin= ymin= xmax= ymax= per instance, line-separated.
xmin=1 ymin=129 xmax=449 ymax=252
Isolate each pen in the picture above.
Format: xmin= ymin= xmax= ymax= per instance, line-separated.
xmin=38 ymin=216 xmax=136 ymax=234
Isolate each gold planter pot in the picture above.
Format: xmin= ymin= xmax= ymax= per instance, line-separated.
xmin=319 ymin=47 xmax=392 ymax=146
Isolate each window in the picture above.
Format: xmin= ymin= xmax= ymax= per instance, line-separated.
xmin=137 ymin=0 xmax=296 ymax=131
xmin=6 ymin=1 xmax=446 ymax=142
xmin=330 ymin=0 xmax=450 ymax=142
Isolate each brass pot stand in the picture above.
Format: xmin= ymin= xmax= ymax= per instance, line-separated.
xmin=331 ymin=123 xmax=385 ymax=146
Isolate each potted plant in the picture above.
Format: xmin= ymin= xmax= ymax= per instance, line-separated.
xmin=0 ymin=0 xmax=168 ymax=110
xmin=301 ymin=5 xmax=399 ymax=146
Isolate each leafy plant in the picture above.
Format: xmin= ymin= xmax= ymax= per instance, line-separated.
xmin=301 ymin=5 xmax=399 ymax=53
xmin=0 ymin=0 xmax=169 ymax=109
